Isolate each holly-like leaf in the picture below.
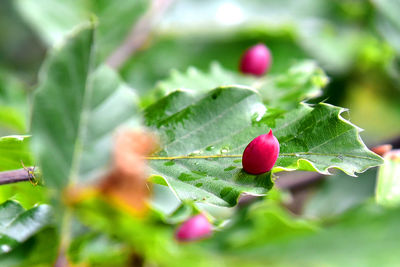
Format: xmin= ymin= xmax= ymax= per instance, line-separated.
xmin=151 ymin=61 xmax=327 ymax=109
xmin=0 ymin=135 xmax=32 ymax=171
xmin=0 ymin=200 xmax=52 ymax=255
xmin=272 ymin=103 xmax=383 ymax=175
xmin=31 ymin=24 xmax=140 ymax=191
xmin=15 ymin=0 xmax=149 ymax=59
xmin=145 ymin=86 xmax=382 ymax=206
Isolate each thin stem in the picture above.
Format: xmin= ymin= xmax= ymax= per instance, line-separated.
xmin=106 ymin=0 xmax=174 ymax=69
xmin=0 ymin=167 xmax=38 ymax=185
xmin=145 ymin=154 xmax=242 ymax=160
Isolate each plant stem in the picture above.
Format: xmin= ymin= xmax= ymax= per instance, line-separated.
xmin=0 ymin=167 xmax=39 ymax=185
xmin=106 ymin=0 xmax=174 ymax=69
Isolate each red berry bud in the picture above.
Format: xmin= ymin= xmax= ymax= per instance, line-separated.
xmin=239 ymin=43 xmax=271 ymax=76
xmin=175 ymin=214 xmax=212 ymax=242
xmin=242 ymin=130 xmax=280 ymax=174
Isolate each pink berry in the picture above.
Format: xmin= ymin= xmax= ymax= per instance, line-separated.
xmin=239 ymin=43 xmax=271 ymax=76
xmin=242 ymin=130 xmax=280 ymax=174
xmin=175 ymin=214 xmax=212 ymax=242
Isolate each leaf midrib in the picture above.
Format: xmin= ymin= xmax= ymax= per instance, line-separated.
xmin=66 ymin=28 xmax=96 ymax=186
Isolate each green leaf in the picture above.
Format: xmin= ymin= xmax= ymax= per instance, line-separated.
xmin=0 ymin=200 xmax=53 ymax=255
xmin=272 ymin=103 xmax=383 ymax=176
xmin=303 ymin=169 xmax=377 ymax=219
xmin=155 ymin=62 xmax=254 ymax=97
xmin=15 ymin=0 xmax=149 ymax=59
xmin=31 ymin=24 xmax=139 ymax=190
xmin=257 ymin=61 xmax=328 ymax=108
xmin=0 ymin=135 xmax=32 ymax=171
xmin=150 ymin=61 xmax=327 ymax=109
xmin=69 ymin=232 xmax=130 ymax=266
xmin=146 ymin=87 xmax=274 ymax=207
xmin=218 ymin=204 xmax=400 ymax=267
xmin=145 ymin=86 xmax=381 ymax=206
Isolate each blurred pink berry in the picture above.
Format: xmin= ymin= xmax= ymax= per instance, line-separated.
xmin=242 ymin=129 xmax=280 ymax=174
xmin=239 ymin=43 xmax=271 ymax=76
xmin=175 ymin=214 xmax=212 ymax=242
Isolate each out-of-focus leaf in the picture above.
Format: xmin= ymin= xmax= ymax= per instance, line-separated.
xmin=373 ymin=0 xmax=400 ymax=54
xmin=211 ymin=190 xmax=318 ymax=249
xmin=303 ymin=169 xmax=377 ymax=219
xmin=0 ymin=71 xmax=28 ymax=135
xmin=15 ymin=0 xmax=149 ymax=59
xmin=375 ymin=150 xmax=400 ymax=207
xmin=155 ymin=63 xmax=253 ymax=97
xmin=31 ymin=24 xmax=140 ymax=191
xmin=0 ymin=183 xmax=47 ymax=210
xmin=257 ymin=60 xmax=328 ymax=108
xmin=0 ymin=227 xmax=58 ymax=267
xmin=297 ymin=20 xmax=364 ymax=74
xmin=0 ymin=200 xmax=53 ymax=255
xmin=151 ymin=61 xmax=327 ymax=109
xmin=69 ymin=194 xmax=262 ymax=267
xmin=145 ymin=86 xmax=382 ymax=206
xmin=216 ymin=204 xmax=400 ymax=267
xmin=0 ymin=135 xmax=32 ymax=171
xmin=121 ymin=34 xmax=307 ymax=96
xmin=68 ymin=232 xmax=130 ymax=267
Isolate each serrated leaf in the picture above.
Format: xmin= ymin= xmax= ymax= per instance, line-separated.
xmin=152 ymin=61 xmax=327 ymax=109
xmin=0 ymin=200 xmax=52 ymax=255
xmin=0 ymin=135 xmax=32 ymax=171
xmin=31 ymin=24 xmax=139 ymax=190
xmin=145 ymin=86 xmax=382 ymax=206
xmin=15 ymin=0 xmax=149 ymax=60
xmin=272 ymin=103 xmax=383 ymax=175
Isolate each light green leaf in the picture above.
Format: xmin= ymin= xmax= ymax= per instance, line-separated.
xmin=150 ymin=61 xmax=327 ymax=109
xmin=0 ymin=200 xmax=53 ymax=255
xmin=31 ymin=24 xmax=139 ymax=190
xmin=15 ymin=0 xmax=149 ymax=59
xmin=145 ymin=86 xmax=381 ymax=206
xmin=155 ymin=62 xmax=254 ymax=97
xmin=0 ymin=135 xmax=32 ymax=171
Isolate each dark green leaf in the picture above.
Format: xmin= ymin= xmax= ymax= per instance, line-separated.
xmin=145 ymin=86 xmax=381 ymax=206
